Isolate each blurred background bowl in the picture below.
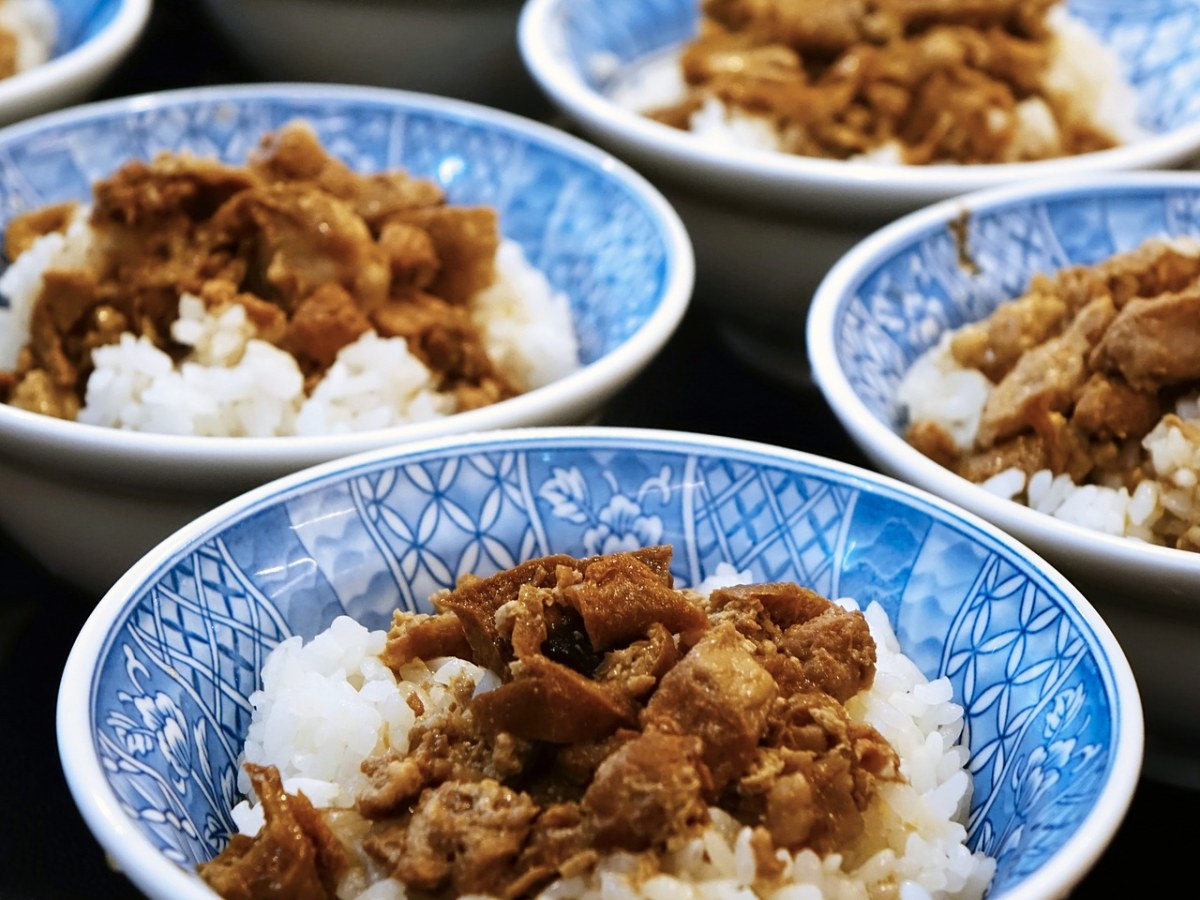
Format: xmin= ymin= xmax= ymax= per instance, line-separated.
xmin=0 ymin=0 xmax=150 ymax=124
xmin=519 ymin=0 xmax=1200 ymax=387
xmin=807 ymin=170 xmax=1200 ymax=787
xmin=194 ymin=0 xmax=541 ymax=114
xmin=0 ymin=82 xmax=693 ymax=596
xmin=57 ymin=425 xmax=1142 ymax=900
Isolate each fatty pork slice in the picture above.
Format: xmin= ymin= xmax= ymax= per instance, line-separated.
xmin=711 ymin=582 xmax=877 ymax=703
xmin=1089 ymin=285 xmax=1200 ymax=392
xmin=751 ymin=692 xmax=901 ymax=854
xmin=209 ymin=181 xmax=391 ymax=316
xmin=642 ymin=621 xmax=778 ymax=790
xmin=197 ymin=763 xmax=347 ymax=900
xmin=435 ymin=546 xmax=679 ymax=674
xmin=364 ymin=779 xmax=539 ymax=897
xmin=580 ymin=729 xmax=712 ymax=852
xmin=248 ymin=120 xmax=446 ymax=232
xmin=436 ymin=553 xmax=580 ymax=673
xmin=472 ymin=653 xmax=638 ymax=744
xmin=564 ymin=551 xmax=707 ymax=651
xmin=975 ymin=293 xmax=1115 ymax=448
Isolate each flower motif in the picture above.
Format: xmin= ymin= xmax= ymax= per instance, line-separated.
xmin=540 ymin=465 xmax=670 ymax=556
xmin=112 ymin=644 xmax=193 ymax=793
xmin=583 ymin=493 xmax=664 ymax=555
xmin=134 ymin=692 xmax=192 ymax=786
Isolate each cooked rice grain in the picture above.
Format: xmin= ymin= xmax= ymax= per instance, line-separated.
xmin=231 ymin=595 xmax=995 ymax=900
xmin=0 ymin=214 xmax=580 ymax=436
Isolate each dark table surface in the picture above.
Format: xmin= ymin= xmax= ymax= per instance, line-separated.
xmin=0 ymin=3 xmax=1185 ymax=897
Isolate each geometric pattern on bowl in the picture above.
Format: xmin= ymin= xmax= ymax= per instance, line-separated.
xmin=558 ymin=0 xmax=1200 ymax=134
xmin=0 ymin=84 xmax=673 ymax=365
xmin=83 ymin=430 xmax=1131 ymax=895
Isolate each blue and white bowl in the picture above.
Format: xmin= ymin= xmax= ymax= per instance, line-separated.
xmin=57 ymin=427 xmax=1141 ymax=899
xmin=807 ymin=171 xmax=1200 ymax=783
xmin=0 ymin=0 xmax=150 ymax=124
xmin=0 ymin=84 xmax=692 ymax=594
xmin=519 ymin=0 xmax=1200 ymax=385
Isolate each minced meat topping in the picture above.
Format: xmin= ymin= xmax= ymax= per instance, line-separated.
xmin=905 ymin=237 xmax=1200 ymax=551
xmin=198 ymin=546 xmax=902 ymax=900
xmin=649 ymin=0 xmax=1121 ymax=163
xmin=0 ymin=120 xmax=518 ymax=419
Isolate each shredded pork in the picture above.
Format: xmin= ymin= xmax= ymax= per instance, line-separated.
xmin=906 ymin=236 xmax=1200 ymax=548
xmin=650 ymin=0 xmax=1121 ymax=163
xmin=0 ymin=120 xmax=519 ymax=419
xmin=199 ymin=546 xmax=902 ymax=899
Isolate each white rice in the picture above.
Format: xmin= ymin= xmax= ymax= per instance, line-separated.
xmin=0 ymin=210 xmax=580 ymax=436
xmin=900 ymin=335 xmax=1200 ymax=545
xmin=231 ymin=582 xmax=995 ymax=899
xmin=0 ymin=0 xmax=56 ymax=73
xmin=609 ymin=6 xmax=1145 ymax=157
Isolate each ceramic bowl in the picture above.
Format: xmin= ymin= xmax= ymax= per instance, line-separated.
xmin=195 ymin=0 xmax=541 ymax=114
xmin=0 ymin=83 xmax=692 ymax=596
xmin=0 ymin=0 xmax=150 ymax=124
xmin=519 ymin=0 xmax=1200 ymax=386
xmin=808 ymin=170 xmax=1200 ymax=786
xmin=57 ymin=426 xmax=1141 ymax=900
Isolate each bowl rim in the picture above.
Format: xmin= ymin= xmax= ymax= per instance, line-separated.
xmin=57 ymin=424 xmax=1144 ymax=900
xmin=0 ymin=0 xmax=152 ymax=117
xmin=0 ymin=81 xmax=695 ymax=482
xmin=517 ymin=0 xmax=1200 ymax=214
xmin=807 ymin=169 xmax=1200 ymax=598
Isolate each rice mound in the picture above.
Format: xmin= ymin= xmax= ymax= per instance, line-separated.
xmin=231 ymin=584 xmax=996 ymax=900
xmin=609 ymin=6 xmax=1144 ymax=159
xmin=898 ymin=335 xmax=1200 ymax=545
xmin=0 ymin=211 xmax=581 ymax=437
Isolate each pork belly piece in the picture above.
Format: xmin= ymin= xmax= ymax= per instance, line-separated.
xmin=976 ymin=294 xmax=1115 ymax=448
xmin=198 ymin=764 xmax=347 ymax=900
xmin=389 ymin=205 xmax=500 ymax=305
xmin=1089 ymin=286 xmax=1200 ymax=392
xmin=643 ymin=622 xmax=777 ymax=789
xmin=564 ymin=551 xmax=706 ymax=651
xmin=210 ymin=181 xmax=390 ymax=315
xmin=379 ymin=610 xmax=473 ymax=672
xmin=581 ymin=730 xmax=711 ymax=852
xmin=1071 ymin=372 xmax=1162 ymax=441
xmin=365 ymin=779 xmax=539 ymax=896
xmin=472 ymin=653 xmax=638 ymax=744
xmin=752 ymin=692 xmax=899 ymax=854
xmin=250 ymin=120 xmax=445 ymax=231
xmin=949 ymin=290 xmax=1068 ymax=383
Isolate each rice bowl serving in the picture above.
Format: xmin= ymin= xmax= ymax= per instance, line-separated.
xmin=898 ymin=235 xmax=1200 ymax=552
xmin=58 ymin=428 xmax=1140 ymax=900
xmin=204 ymin=548 xmax=995 ymax=899
xmin=0 ymin=84 xmax=693 ymax=594
xmin=0 ymin=120 xmax=580 ymax=437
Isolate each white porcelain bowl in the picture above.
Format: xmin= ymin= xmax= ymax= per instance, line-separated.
xmin=807 ymin=171 xmax=1200 ymax=786
xmin=58 ymin=426 xmax=1142 ymax=900
xmin=0 ymin=83 xmax=693 ymax=595
xmin=195 ymin=0 xmax=539 ymax=113
xmin=0 ymin=0 xmax=150 ymax=124
xmin=519 ymin=0 xmax=1200 ymax=386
